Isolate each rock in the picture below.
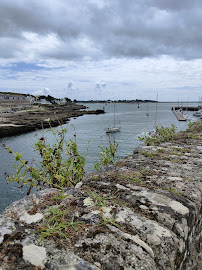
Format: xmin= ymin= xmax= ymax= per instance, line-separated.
xmin=0 ymin=123 xmax=201 ymax=269
xmin=20 ymin=212 xmax=44 ymax=224
xmin=23 ymin=244 xmax=47 ymax=269
xmin=0 ymin=104 xmax=105 ymax=138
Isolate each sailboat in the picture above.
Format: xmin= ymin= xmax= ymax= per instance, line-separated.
xmin=106 ymin=103 xmax=121 ymax=133
xmin=193 ymin=96 xmax=202 ymax=117
xmin=146 ymin=102 xmax=150 ymax=116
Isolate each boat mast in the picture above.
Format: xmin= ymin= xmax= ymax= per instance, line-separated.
xmin=113 ymin=102 xmax=116 ymax=127
xmin=155 ymin=93 xmax=158 ymax=127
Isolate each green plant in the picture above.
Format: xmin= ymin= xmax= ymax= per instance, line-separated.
xmin=100 ymin=214 xmax=120 ymax=228
xmin=50 ymin=189 xmax=69 ymax=201
xmin=188 ymin=120 xmax=197 ymax=129
xmin=187 ymin=119 xmax=202 ymax=131
xmin=138 ymin=124 xmax=177 ymax=146
xmin=167 ymin=187 xmax=182 ymax=196
xmin=86 ymin=190 xmax=115 ymax=207
xmin=172 ymin=158 xmax=183 ymax=163
xmin=36 ymin=206 xmax=83 ymax=242
xmin=4 ymin=125 xmax=87 ymax=194
xmin=157 ymin=148 xmax=166 ymax=153
xmin=187 ymin=134 xmax=200 ymax=139
xmin=139 ymin=151 xmax=155 ymax=158
xmin=138 ymin=168 xmax=148 ymax=175
xmin=119 ymin=175 xmax=141 ymax=183
xmin=138 ymin=132 xmax=154 ymax=146
xmin=130 ymin=177 xmax=141 ymax=183
xmin=170 ymin=151 xmax=183 ymax=156
xmin=185 ymin=176 xmax=194 ymax=182
xmin=94 ymin=139 xmax=118 ymax=170
xmin=181 ymin=148 xmax=193 ymax=153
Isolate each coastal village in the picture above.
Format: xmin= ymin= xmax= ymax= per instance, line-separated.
xmin=0 ymin=92 xmax=70 ymax=114
xmin=0 ymin=93 xmax=33 ymax=113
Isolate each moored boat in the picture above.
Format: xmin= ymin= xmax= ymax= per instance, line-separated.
xmin=105 ymin=103 xmax=121 ymax=133
xmin=193 ymin=110 xmax=202 ymax=117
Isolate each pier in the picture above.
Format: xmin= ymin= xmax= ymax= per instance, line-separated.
xmin=172 ymin=106 xmax=200 ymax=111
xmin=172 ymin=108 xmax=187 ymax=121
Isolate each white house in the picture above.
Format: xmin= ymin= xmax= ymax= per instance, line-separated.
xmin=0 ymin=93 xmax=26 ymax=100
xmin=36 ymin=99 xmax=51 ymax=105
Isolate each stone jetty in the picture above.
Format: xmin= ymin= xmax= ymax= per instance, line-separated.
xmin=0 ymin=121 xmax=201 ymax=269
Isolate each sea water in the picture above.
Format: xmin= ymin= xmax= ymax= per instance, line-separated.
xmin=0 ymin=102 xmax=198 ymax=213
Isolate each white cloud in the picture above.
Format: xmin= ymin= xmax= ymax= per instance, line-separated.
xmin=1 ymin=56 xmax=202 ymax=101
xmin=65 ymin=81 xmax=79 ymax=100
xmin=0 ymin=0 xmax=202 ymax=101
xmin=33 ymin=88 xmax=51 ymax=96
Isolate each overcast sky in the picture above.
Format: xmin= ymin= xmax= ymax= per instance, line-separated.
xmin=0 ymin=0 xmax=202 ymax=101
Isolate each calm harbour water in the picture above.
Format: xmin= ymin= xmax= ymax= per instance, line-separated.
xmin=0 ymin=102 xmax=198 ymax=213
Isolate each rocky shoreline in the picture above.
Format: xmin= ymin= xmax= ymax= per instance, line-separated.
xmin=0 ymin=103 xmax=104 ymax=138
xmin=0 ymin=121 xmax=201 ymax=269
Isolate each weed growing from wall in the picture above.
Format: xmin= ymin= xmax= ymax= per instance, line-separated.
xmin=3 ymin=125 xmax=87 ymax=194
xmin=94 ymin=138 xmax=119 ymax=171
xmin=138 ymin=124 xmax=177 ymax=145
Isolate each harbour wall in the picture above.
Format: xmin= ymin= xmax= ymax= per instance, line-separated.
xmin=0 ymin=122 xmax=201 ymax=269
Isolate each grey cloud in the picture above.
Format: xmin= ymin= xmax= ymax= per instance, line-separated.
xmin=95 ymin=81 xmax=107 ymax=91
xmin=152 ymin=0 xmax=200 ymax=11
xmin=68 ymin=81 xmax=73 ymax=89
xmin=0 ymin=0 xmax=86 ymax=40
xmin=0 ymin=0 xmax=202 ymax=60
xmin=67 ymin=81 xmax=79 ymax=93
xmin=0 ymin=37 xmax=24 ymax=58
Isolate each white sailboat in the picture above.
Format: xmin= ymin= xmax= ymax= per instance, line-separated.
xmin=106 ymin=103 xmax=121 ymax=133
xmin=193 ymin=96 xmax=202 ymax=117
xmin=146 ymin=102 xmax=150 ymax=116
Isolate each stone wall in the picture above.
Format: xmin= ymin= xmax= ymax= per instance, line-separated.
xmin=0 ymin=124 xmax=201 ymax=269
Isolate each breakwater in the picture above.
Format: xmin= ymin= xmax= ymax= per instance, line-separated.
xmin=0 ymin=121 xmax=201 ymax=269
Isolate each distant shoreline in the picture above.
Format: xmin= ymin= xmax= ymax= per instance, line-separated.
xmin=0 ymin=104 xmax=104 ymax=139
xmin=77 ymin=100 xmax=199 ymax=104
